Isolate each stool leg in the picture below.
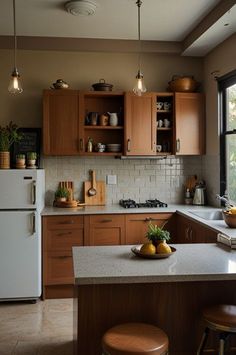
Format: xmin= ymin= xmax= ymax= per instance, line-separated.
xmin=219 ymin=335 xmax=225 ymax=355
xmin=197 ymin=327 xmax=210 ymax=355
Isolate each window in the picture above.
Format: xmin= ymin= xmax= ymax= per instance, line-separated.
xmin=219 ymin=70 xmax=236 ymax=203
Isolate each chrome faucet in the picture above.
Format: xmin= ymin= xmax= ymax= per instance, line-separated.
xmin=216 ymin=193 xmax=233 ymax=209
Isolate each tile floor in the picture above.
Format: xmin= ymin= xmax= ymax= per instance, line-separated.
xmin=0 ymin=299 xmax=73 ymax=355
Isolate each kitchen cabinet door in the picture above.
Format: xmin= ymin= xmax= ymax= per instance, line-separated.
xmin=42 ymin=215 xmax=84 ymax=298
xmin=175 ymin=93 xmax=205 ymax=155
xmin=43 ymin=90 xmax=80 ymax=155
xmin=125 ymin=213 xmax=175 ymax=245
xmin=176 ymin=214 xmax=217 ymax=243
xmin=125 ymin=92 xmax=156 ymax=155
xmin=85 ymin=214 xmax=125 ymax=245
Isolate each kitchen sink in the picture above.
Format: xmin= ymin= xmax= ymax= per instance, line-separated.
xmin=188 ymin=210 xmax=223 ymax=220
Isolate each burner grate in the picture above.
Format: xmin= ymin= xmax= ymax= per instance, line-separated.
xmin=119 ymin=199 xmax=168 ymax=208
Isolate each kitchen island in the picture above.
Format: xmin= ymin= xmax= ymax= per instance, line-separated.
xmin=73 ymin=244 xmax=236 ymax=355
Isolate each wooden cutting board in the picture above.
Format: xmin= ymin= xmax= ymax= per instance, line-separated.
xmin=84 ymin=180 xmax=106 ymax=205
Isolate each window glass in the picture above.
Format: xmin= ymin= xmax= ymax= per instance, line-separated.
xmin=219 ymin=71 xmax=236 ymax=203
xmin=226 ymin=84 xmax=236 ymax=131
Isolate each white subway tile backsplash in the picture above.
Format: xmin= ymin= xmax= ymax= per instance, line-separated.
xmin=43 ymin=156 xmax=203 ymax=206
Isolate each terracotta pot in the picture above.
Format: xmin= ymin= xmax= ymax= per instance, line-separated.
xmin=0 ymin=151 xmax=10 ymax=169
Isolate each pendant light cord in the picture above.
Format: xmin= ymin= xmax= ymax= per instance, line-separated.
xmin=13 ymin=0 xmax=17 ymax=70
xmin=136 ymin=0 xmax=142 ymax=72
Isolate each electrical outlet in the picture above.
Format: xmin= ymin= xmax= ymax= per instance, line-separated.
xmin=106 ymin=175 xmax=117 ymax=185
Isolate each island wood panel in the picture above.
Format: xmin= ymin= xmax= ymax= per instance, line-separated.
xmin=125 ymin=213 xmax=175 ymax=244
xmin=74 ymin=280 xmax=236 ymax=355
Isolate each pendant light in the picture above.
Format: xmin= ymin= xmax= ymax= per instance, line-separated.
xmin=133 ymin=0 xmax=146 ymax=96
xmin=8 ymin=0 xmax=23 ymax=94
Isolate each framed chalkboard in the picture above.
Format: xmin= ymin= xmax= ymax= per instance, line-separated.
xmin=11 ymin=128 xmax=41 ymax=168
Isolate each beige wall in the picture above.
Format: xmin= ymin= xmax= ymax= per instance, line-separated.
xmin=202 ymin=34 xmax=236 ymax=205
xmin=0 ymin=49 xmax=203 ymax=127
xmin=204 ymin=33 xmax=236 ymax=155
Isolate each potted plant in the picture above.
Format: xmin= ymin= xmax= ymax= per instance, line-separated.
xmin=55 ymin=187 xmax=69 ymax=202
xmin=27 ymin=152 xmax=37 ymax=168
xmin=16 ymin=154 xmax=26 ymax=168
xmin=146 ymin=222 xmax=170 ymax=246
xmin=0 ymin=121 xmax=23 ymax=169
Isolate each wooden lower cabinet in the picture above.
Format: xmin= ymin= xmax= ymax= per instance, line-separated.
xmin=176 ymin=214 xmax=217 ymax=243
xmin=42 ymin=212 xmax=217 ymax=299
xmin=42 ymin=215 xmax=84 ymax=298
xmin=125 ymin=213 xmax=175 ymax=244
xmin=84 ymin=214 xmax=125 ymax=245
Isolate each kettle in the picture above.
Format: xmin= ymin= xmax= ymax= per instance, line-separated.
xmin=193 ymin=184 xmax=207 ymax=205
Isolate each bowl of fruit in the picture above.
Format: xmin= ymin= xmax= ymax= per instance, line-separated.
xmin=131 ymin=222 xmax=176 ymax=259
xmin=223 ymin=207 xmax=236 ymax=228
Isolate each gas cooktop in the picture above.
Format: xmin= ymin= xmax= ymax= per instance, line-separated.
xmin=119 ymin=199 xmax=168 ymax=208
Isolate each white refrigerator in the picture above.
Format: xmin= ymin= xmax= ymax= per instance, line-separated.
xmin=0 ymin=169 xmax=45 ymax=301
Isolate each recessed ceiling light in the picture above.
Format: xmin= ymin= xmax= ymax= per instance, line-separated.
xmin=65 ymin=0 xmax=97 ymax=16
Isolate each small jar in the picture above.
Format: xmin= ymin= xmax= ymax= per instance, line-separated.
xmin=87 ymin=138 xmax=93 ymax=153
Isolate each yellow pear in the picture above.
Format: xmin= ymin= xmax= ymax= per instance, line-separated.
xmin=156 ymin=241 xmax=172 ymax=254
xmin=140 ymin=242 xmax=156 ymax=255
xmin=230 ymin=207 xmax=236 ymax=215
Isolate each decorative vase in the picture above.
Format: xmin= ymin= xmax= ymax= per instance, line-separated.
xmin=27 ymin=159 xmax=36 ymax=168
xmin=16 ymin=158 xmax=26 ymax=169
xmin=0 ymin=151 xmax=10 ymax=169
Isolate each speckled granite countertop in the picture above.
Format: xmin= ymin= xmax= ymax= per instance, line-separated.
xmin=41 ymin=204 xmax=236 ymax=238
xmin=73 ymin=243 xmax=236 ymax=285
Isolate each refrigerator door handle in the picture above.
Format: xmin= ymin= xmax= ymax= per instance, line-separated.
xmin=32 ymin=180 xmax=36 ymax=205
xmin=32 ymin=212 xmax=36 ymax=235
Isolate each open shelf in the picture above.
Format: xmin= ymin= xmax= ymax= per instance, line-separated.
xmin=157 ymin=127 xmax=172 ymax=131
xmin=81 ymin=152 xmax=122 ymax=156
xmin=156 ymin=110 xmax=172 ymax=113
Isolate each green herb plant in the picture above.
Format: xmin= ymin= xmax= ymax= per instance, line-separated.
xmin=146 ymin=222 xmax=170 ymax=244
xmin=55 ymin=187 xmax=69 ymax=199
xmin=0 ymin=121 xmax=23 ymax=151
xmin=27 ymin=152 xmax=37 ymax=160
xmin=16 ymin=154 xmax=25 ymax=159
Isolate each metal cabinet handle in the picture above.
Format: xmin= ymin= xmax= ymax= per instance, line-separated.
xmin=59 ymin=220 xmax=75 ymax=224
xmin=127 ymin=139 xmax=131 ymax=152
xmin=53 ymin=255 xmax=71 ymax=259
xmin=189 ymin=228 xmax=193 ymax=242
xmin=185 ymin=227 xmax=189 ymax=241
xmin=32 ymin=180 xmax=36 ymax=204
xmin=101 ymin=219 xmax=112 ymax=223
xmin=145 ymin=217 xmax=153 ymax=222
xmin=32 ymin=212 xmax=36 ymax=235
xmin=80 ymin=138 xmax=84 ymax=151
xmin=57 ymin=232 xmax=72 ymax=236
xmin=176 ymin=139 xmax=180 ymax=153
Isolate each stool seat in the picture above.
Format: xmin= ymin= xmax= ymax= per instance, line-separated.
xmin=102 ymin=322 xmax=168 ymax=355
xmin=197 ymin=305 xmax=236 ymax=355
xmin=203 ymin=304 xmax=236 ymax=331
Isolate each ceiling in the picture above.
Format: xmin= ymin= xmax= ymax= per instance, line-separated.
xmin=0 ymin=0 xmax=235 ymax=56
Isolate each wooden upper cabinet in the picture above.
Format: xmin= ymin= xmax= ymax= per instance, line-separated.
xmin=174 ymin=92 xmax=205 ymax=155
xmin=43 ymin=90 xmax=80 ymax=155
xmin=125 ymin=92 xmax=156 ymax=155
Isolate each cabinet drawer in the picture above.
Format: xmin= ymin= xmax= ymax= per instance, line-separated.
xmin=44 ymin=228 xmax=84 ymax=251
xmin=44 ymin=251 xmax=74 ymax=285
xmin=88 ymin=214 xmax=124 ymax=226
xmin=44 ymin=215 xmax=83 ymax=230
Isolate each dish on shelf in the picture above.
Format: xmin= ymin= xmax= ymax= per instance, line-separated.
xmin=131 ymin=245 xmax=176 ymax=259
xmin=106 ymin=144 xmax=122 ymax=152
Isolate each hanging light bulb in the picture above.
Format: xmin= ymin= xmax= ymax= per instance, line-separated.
xmin=8 ymin=0 xmax=23 ymax=94
xmin=133 ymin=0 xmax=146 ymax=96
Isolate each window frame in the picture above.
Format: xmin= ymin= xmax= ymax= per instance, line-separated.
xmin=218 ymin=69 xmax=236 ymax=197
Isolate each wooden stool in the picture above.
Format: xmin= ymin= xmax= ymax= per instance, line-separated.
xmin=197 ymin=305 xmax=236 ymax=355
xmin=102 ymin=322 xmax=169 ymax=355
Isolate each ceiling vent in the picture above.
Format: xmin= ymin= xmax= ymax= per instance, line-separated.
xmin=65 ymin=0 xmax=97 ymax=16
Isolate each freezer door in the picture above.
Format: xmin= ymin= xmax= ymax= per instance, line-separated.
xmin=0 ymin=211 xmax=41 ymax=300
xmin=0 ymin=170 xmax=42 ymax=209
